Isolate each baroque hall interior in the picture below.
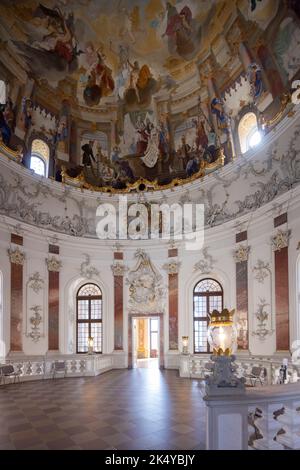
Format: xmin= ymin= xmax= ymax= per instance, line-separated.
xmin=0 ymin=0 xmax=300 ymax=452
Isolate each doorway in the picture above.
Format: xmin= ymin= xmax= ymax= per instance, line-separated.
xmin=132 ymin=317 xmax=159 ymax=369
xmin=128 ymin=313 xmax=164 ymax=369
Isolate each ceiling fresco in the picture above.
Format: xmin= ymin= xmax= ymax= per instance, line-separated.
xmin=2 ymin=0 xmax=217 ymax=97
xmin=0 ymin=0 xmax=299 ymax=193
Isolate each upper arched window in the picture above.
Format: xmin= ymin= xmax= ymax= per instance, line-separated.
xmin=238 ymin=112 xmax=261 ymax=154
xmin=0 ymin=80 xmax=6 ymax=105
xmin=30 ymin=139 xmax=49 ymax=177
xmin=193 ymin=278 xmax=223 ymax=353
xmin=76 ymin=283 xmax=102 ymax=354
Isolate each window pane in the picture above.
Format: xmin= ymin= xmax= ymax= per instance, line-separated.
xmin=194 ymin=320 xmax=208 ymax=353
xmin=194 ymin=279 xmax=222 ymax=293
xmin=77 ymin=323 xmax=89 ymax=353
xmin=151 ymin=331 xmax=158 ymax=350
xmin=91 ymin=299 xmax=102 ymax=319
xmin=209 ymin=295 xmax=223 ymax=314
xmin=91 ymin=322 xmax=102 ymax=353
xmin=78 ymin=300 xmax=89 ymax=320
xmin=150 ymin=319 xmax=158 ymax=332
xmin=30 ymin=156 xmax=46 ymax=176
xmin=194 ymin=296 xmax=207 ymax=317
xmin=78 ymin=284 xmax=101 ymax=297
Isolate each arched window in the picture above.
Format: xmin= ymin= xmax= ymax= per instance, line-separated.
xmin=76 ymin=283 xmax=102 ymax=354
xmin=0 ymin=80 xmax=6 ymax=105
xmin=30 ymin=139 xmax=49 ymax=177
xmin=193 ymin=278 xmax=223 ymax=353
xmin=238 ymin=112 xmax=261 ymax=154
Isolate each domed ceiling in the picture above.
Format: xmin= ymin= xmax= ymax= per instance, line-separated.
xmin=1 ymin=0 xmax=298 ymax=192
xmin=3 ymin=0 xmax=218 ymax=88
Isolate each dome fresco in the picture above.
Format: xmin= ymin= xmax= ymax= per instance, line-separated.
xmin=0 ymin=0 xmax=300 ymax=192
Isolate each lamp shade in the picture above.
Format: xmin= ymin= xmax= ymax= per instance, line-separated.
xmin=207 ymin=309 xmax=237 ymax=356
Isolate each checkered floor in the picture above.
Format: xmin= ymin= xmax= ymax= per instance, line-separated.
xmin=0 ymin=369 xmax=206 ymax=450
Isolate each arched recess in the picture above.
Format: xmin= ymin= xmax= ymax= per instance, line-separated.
xmin=63 ymin=275 xmax=110 ymax=355
xmin=238 ymin=112 xmax=261 ymax=154
xmin=30 ymin=138 xmax=50 ymax=177
xmin=184 ymin=268 xmax=233 ymax=355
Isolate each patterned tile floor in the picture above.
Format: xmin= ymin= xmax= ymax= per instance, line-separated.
xmin=0 ymin=369 xmax=206 ymax=450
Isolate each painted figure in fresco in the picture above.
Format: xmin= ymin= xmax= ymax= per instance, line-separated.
xmin=20 ymin=98 xmax=34 ymax=133
xmin=178 ymin=135 xmax=191 ymax=170
xmin=257 ymin=45 xmax=284 ymax=98
xmin=211 ymin=98 xmax=228 ymax=132
xmin=120 ymin=6 xmax=141 ymax=44
xmin=162 ymin=2 xmax=201 ymax=60
xmin=82 ymin=42 xmax=115 ymax=106
xmin=142 ymin=126 xmax=160 ymax=169
xmin=158 ymin=120 xmax=169 ymax=158
xmin=55 ymin=115 xmax=68 ymax=153
xmin=186 ymin=155 xmax=199 ymax=178
xmin=247 ymin=63 xmax=263 ymax=102
xmin=192 ymin=118 xmax=208 ymax=151
xmin=274 ymin=17 xmax=300 ymax=82
xmin=3 ymin=98 xmax=16 ymax=133
xmin=136 ymin=118 xmax=153 ymax=156
xmin=128 ymin=60 xmax=141 ymax=103
xmin=81 ymin=140 xmax=96 ymax=168
xmin=13 ymin=4 xmax=81 ymax=80
xmin=0 ymin=103 xmax=11 ymax=146
xmin=111 ymin=146 xmax=122 ymax=165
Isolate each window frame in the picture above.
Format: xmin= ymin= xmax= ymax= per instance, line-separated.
xmin=30 ymin=138 xmax=50 ymax=177
xmin=193 ymin=278 xmax=223 ymax=354
xmin=76 ymin=283 xmax=102 ymax=354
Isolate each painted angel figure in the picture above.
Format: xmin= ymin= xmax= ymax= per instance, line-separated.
xmin=162 ymin=2 xmax=201 ymax=59
xmin=248 ymin=63 xmax=263 ymax=101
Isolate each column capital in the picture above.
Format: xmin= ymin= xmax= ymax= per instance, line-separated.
xmin=233 ymin=245 xmax=250 ymax=263
xmin=163 ymin=260 xmax=181 ymax=275
xmin=8 ymin=247 xmax=25 ymax=265
xmin=111 ymin=262 xmax=127 ymax=277
xmin=46 ymin=256 xmax=62 ymax=272
xmin=271 ymin=229 xmax=291 ymax=252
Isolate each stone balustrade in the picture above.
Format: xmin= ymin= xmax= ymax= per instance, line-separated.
xmin=204 ymin=382 xmax=300 ymax=450
xmin=180 ymin=354 xmax=300 ymax=385
xmin=0 ymin=354 xmax=114 ymax=384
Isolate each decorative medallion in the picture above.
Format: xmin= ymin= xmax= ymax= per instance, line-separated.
xmin=27 ymin=305 xmax=43 ymax=343
xmin=28 ymin=272 xmax=44 ymax=293
xmin=80 ymin=253 xmax=99 ymax=279
xmin=194 ymin=248 xmax=216 ymax=274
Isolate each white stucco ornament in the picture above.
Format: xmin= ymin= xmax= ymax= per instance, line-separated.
xmin=8 ymin=247 xmax=25 ymax=265
xmin=271 ymin=229 xmax=291 ymax=252
xmin=233 ymin=245 xmax=251 ymax=263
xmin=46 ymin=256 xmax=62 ymax=272
xmin=127 ymin=249 xmax=166 ymax=314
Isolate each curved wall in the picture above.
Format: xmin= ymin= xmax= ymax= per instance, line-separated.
xmin=0 ymin=109 xmax=300 ymax=365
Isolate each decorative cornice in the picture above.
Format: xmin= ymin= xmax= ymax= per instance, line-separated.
xmin=111 ymin=262 xmax=127 ymax=277
xmin=162 ymin=260 xmax=181 ymax=275
xmin=8 ymin=247 xmax=25 ymax=265
xmin=271 ymin=229 xmax=291 ymax=252
xmin=233 ymin=245 xmax=250 ymax=263
xmin=46 ymin=256 xmax=62 ymax=272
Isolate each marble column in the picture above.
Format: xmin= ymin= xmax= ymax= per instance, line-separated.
xmin=271 ymin=229 xmax=291 ymax=351
xmin=233 ymin=241 xmax=250 ymax=350
xmin=111 ymin=252 xmax=126 ymax=351
xmin=164 ymin=250 xmax=181 ymax=351
xmin=46 ymin=248 xmax=62 ymax=351
xmin=8 ymin=235 xmax=25 ymax=352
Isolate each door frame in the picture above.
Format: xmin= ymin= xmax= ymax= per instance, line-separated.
xmin=128 ymin=313 xmax=164 ymax=369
